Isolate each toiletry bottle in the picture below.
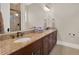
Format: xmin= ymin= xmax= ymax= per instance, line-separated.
xmin=52 ymin=18 xmax=55 ymax=29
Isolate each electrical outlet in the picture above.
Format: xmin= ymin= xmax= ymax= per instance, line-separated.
xmin=73 ymin=34 xmax=75 ymax=36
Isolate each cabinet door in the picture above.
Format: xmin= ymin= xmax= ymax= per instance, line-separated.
xmin=52 ymin=31 xmax=57 ymax=46
xmin=48 ymin=31 xmax=57 ymax=53
xmin=32 ymin=39 xmax=43 ymax=55
xmin=48 ymin=34 xmax=53 ymax=52
xmin=32 ymin=46 xmax=42 ymax=55
xmin=42 ymin=36 xmax=49 ymax=55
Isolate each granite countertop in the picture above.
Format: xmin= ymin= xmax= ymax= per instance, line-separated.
xmin=0 ymin=29 xmax=56 ymax=55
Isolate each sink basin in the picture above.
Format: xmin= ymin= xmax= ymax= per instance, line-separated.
xmin=14 ymin=38 xmax=31 ymax=43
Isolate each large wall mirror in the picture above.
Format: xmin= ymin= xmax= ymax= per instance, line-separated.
xmin=0 ymin=3 xmax=53 ymax=34
xmin=0 ymin=4 xmax=4 ymax=34
xmin=0 ymin=9 xmax=4 ymax=34
xmin=10 ymin=3 xmax=21 ymax=32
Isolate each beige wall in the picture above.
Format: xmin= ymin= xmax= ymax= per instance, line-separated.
xmin=25 ymin=4 xmax=54 ymax=30
xmin=53 ymin=3 xmax=79 ymax=45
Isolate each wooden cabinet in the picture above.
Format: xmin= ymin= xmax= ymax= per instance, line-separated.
xmin=11 ymin=31 xmax=57 ymax=55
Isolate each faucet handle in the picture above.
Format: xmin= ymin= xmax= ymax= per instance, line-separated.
xmin=17 ymin=32 xmax=20 ymax=37
xmin=17 ymin=32 xmax=24 ymax=37
xmin=10 ymin=35 xmax=15 ymax=39
xmin=21 ymin=32 xmax=24 ymax=37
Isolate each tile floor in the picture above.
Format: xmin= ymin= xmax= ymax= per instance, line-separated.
xmin=50 ymin=45 xmax=79 ymax=55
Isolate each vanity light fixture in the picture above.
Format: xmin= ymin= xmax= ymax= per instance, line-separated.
xmin=15 ymin=13 xmax=19 ymax=16
xmin=43 ymin=5 xmax=50 ymax=11
xmin=25 ymin=3 xmax=32 ymax=6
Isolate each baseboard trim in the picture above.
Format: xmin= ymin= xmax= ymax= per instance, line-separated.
xmin=57 ymin=40 xmax=79 ymax=49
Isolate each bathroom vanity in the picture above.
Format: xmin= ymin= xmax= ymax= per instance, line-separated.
xmin=10 ymin=29 xmax=57 ymax=55
xmin=0 ymin=29 xmax=57 ymax=55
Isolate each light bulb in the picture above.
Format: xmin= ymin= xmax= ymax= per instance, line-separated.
xmin=43 ymin=5 xmax=50 ymax=11
xmin=15 ymin=13 xmax=19 ymax=16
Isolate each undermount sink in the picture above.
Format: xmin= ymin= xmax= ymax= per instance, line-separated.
xmin=14 ymin=38 xmax=31 ymax=43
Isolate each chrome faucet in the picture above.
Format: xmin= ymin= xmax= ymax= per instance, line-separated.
xmin=17 ymin=32 xmax=24 ymax=38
